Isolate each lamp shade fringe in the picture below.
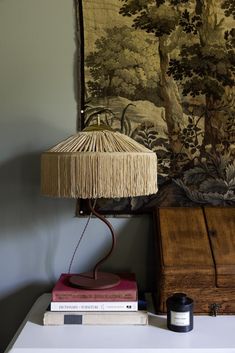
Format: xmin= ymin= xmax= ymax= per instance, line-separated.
xmin=41 ymin=130 xmax=158 ymax=199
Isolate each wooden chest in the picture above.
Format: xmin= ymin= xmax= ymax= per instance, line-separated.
xmin=154 ymin=207 xmax=235 ymax=315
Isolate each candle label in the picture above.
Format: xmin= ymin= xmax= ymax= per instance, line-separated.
xmin=171 ymin=311 xmax=190 ymax=326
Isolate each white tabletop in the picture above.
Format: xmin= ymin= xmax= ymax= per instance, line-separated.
xmin=5 ymin=293 xmax=235 ymax=353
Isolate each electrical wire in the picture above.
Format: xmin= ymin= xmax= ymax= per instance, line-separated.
xmin=68 ymin=199 xmax=97 ymax=273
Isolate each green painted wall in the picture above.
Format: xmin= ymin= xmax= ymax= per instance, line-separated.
xmin=0 ymin=1 xmax=154 ymax=351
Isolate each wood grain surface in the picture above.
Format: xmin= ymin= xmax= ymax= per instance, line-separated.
xmin=154 ymin=207 xmax=235 ymax=314
xmin=204 ymin=207 xmax=235 ymax=287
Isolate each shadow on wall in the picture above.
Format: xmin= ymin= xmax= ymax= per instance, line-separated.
xmin=0 ymin=119 xmax=76 ymax=272
xmin=0 ymin=120 xmax=76 ymax=352
xmin=0 ymin=151 xmax=73 ymax=234
xmin=0 ymin=282 xmax=50 ymax=353
xmin=0 ymin=151 xmax=75 ymax=277
xmin=102 ymin=215 xmax=156 ymax=293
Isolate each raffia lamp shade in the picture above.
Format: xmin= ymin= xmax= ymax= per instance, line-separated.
xmin=41 ymin=126 xmax=158 ymax=199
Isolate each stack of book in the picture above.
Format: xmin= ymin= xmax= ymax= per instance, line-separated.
xmin=43 ymin=273 xmax=148 ymax=325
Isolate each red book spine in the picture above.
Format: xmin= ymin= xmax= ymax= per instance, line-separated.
xmin=52 ymin=273 xmax=138 ymax=302
xmin=52 ymin=291 xmax=137 ymax=302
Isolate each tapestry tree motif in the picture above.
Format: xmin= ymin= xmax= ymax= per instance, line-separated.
xmin=76 ymin=0 xmax=235 ymax=212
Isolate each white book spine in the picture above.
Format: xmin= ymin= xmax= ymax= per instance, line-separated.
xmin=43 ymin=311 xmax=148 ymax=325
xmin=50 ymin=301 xmax=138 ymax=312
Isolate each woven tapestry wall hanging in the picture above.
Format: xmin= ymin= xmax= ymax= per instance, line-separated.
xmin=75 ymin=0 xmax=235 ymax=213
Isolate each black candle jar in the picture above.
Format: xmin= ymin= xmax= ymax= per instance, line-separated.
xmin=166 ymin=293 xmax=194 ymax=332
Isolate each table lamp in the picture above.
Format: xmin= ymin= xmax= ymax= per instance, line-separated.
xmin=41 ymin=123 xmax=158 ymax=289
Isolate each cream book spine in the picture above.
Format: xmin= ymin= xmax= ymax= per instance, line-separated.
xmin=43 ymin=310 xmax=148 ymax=326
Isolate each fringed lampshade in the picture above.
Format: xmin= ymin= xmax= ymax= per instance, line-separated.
xmin=41 ymin=124 xmax=158 ymax=289
xmin=41 ymin=125 xmax=157 ymax=199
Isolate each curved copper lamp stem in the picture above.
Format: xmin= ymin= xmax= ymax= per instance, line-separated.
xmin=88 ymin=199 xmax=116 ymax=280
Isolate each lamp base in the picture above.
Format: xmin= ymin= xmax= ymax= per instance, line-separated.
xmin=69 ymin=272 xmax=120 ymax=289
